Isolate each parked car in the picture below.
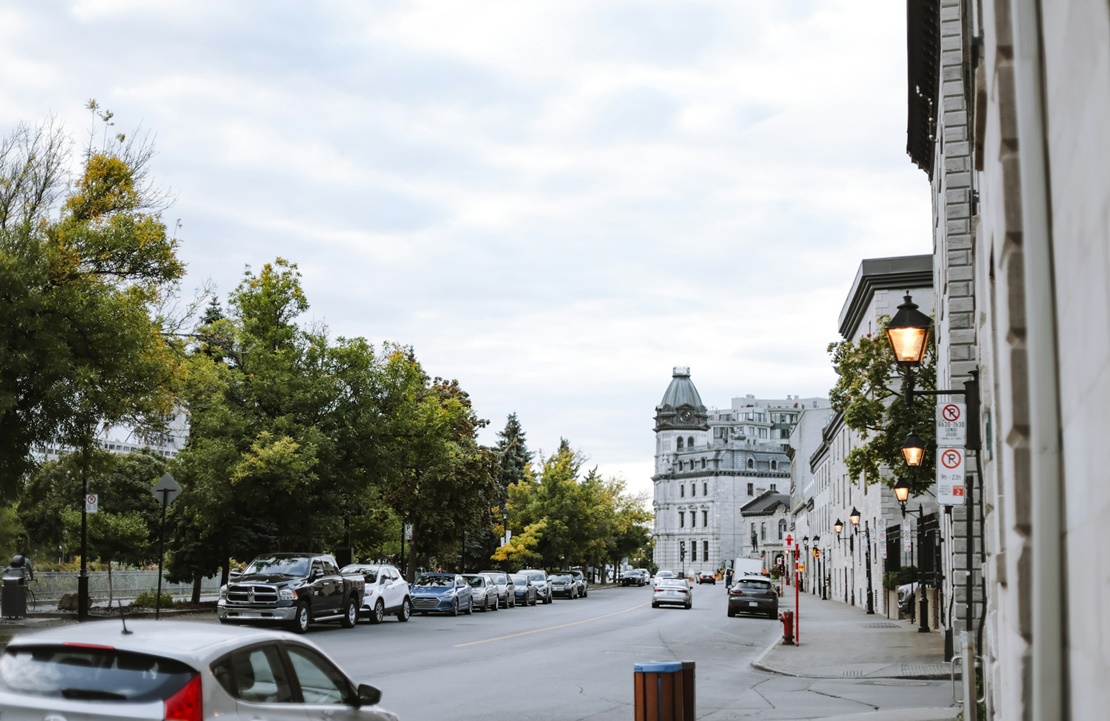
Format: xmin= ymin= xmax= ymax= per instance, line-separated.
xmin=340 ymin=563 xmax=413 ymax=624
xmin=479 ymin=570 xmax=517 ymax=608
xmin=509 ymin=573 xmax=537 ymax=606
xmin=549 ymin=573 xmax=579 ymax=600
xmin=697 ymin=570 xmax=717 ymax=585
xmin=410 ymin=573 xmax=473 ymax=616
xmin=652 ymin=578 xmax=693 ymax=609
xmin=218 ymin=553 xmax=363 ymax=633
xmin=518 ymin=569 xmax=553 ymax=604
xmin=563 ymin=569 xmax=588 ymax=597
xmin=898 ymin=582 xmax=920 ymax=616
xmin=463 ymin=574 xmax=500 ymax=612
xmin=0 ymin=619 xmax=401 ymax=720
xmin=727 ymin=574 xmax=779 ymax=619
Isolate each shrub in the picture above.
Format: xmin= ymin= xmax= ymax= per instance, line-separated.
xmin=883 ymin=566 xmax=918 ymax=590
xmin=131 ymin=590 xmax=175 ymax=609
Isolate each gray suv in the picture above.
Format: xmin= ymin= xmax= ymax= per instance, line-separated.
xmin=518 ymin=569 xmax=553 ymax=604
xmin=562 ymin=569 xmax=588 ymax=597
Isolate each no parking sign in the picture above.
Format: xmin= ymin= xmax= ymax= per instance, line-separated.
xmin=937 ymin=447 xmax=967 ymax=506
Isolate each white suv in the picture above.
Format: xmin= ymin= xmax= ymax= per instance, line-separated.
xmin=341 ymin=563 xmax=413 ymax=624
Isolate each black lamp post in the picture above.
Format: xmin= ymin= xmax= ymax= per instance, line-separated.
xmin=849 ymin=507 xmax=874 ymax=614
xmin=894 ymin=478 xmax=930 ymax=632
xmin=834 ymin=518 xmax=843 ymax=543
xmin=802 ymin=536 xmax=810 ymax=593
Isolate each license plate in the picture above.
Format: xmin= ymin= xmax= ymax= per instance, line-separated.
xmin=749 ymin=602 xmax=758 ymax=607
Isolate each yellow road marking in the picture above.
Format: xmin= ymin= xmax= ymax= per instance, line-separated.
xmin=454 ymin=604 xmax=648 ymax=647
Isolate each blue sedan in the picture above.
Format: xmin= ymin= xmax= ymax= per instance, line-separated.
xmin=410 ymin=573 xmax=474 ymax=616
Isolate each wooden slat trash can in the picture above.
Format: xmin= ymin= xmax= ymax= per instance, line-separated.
xmin=634 ymin=660 xmax=693 ymax=721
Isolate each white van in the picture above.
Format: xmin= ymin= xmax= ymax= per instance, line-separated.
xmin=731 ymin=558 xmax=766 ymax=580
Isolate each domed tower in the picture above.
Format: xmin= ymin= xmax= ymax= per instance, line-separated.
xmin=654 ymin=366 xmax=708 ymax=476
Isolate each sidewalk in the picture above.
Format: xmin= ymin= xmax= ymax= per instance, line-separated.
xmin=753 ymin=589 xmax=955 ymax=680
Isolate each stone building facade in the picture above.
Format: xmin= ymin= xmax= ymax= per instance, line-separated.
xmin=904 ymin=1 xmax=1110 ymax=717
xmin=651 ymin=366 xmax=828 ymax=575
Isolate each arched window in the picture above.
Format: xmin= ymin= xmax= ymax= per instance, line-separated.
xmin=747 ymin=458 xmax=755 ymax=469
xmin=687 ymin=436 xmax=694 ymax=447
xmin=771 ymin=460 xmax=778 ymax=470
xmin=677 ymin=437 xmax=684 ymax=450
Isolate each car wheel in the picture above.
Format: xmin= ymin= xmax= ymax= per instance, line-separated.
xmin=452 ymin=599 xmax=460 ymax=617
xmin=727 ymin=608 xmax=736 ymax=617
xmin=492 ymin=597 xmax=499 ymax=611
xmin=465 ymin=598 xmax=473 ymax=615
xmin=652 ymin=602 xmax=659 ymax=608
xmin=341 ymin=596 xmax=358 ymax=628
xmin=397 ymin=598 xmax=412 ymax=622
xmin=370 ymin=599 xmax=386 ymax=625
xmin=292 ymin=601 xmax=311 ymax=634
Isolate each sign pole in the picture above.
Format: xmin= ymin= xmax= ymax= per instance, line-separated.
xmin=794 ymin=546 xmax=800 ymax=644
xmin=155 ymin=489 xmax=168 ymax=620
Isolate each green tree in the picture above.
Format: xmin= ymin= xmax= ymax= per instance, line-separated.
xmin=0 ymin=108 xmax=184 ymax=501
xmin=827 ymin=325 xmax=936 ymax=495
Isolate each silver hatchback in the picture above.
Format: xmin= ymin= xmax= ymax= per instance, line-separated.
xmin=0 ymin=619 xmax=400 ymax=720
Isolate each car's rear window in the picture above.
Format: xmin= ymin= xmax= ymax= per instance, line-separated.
xmin=0 ymin=644 xmax=196 ymax=702
xmin=737 ymin=580 xmax=772 ymax=591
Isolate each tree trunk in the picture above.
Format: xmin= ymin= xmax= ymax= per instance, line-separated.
xmin=191 ymin=572 xmax=202 ymax=604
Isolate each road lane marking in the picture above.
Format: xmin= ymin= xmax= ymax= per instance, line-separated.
xmin=454 ymin=604 xmax=648 ymax=647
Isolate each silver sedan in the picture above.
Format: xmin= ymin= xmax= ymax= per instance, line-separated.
xmin=0 ymin=620 xmax=400 ymax=720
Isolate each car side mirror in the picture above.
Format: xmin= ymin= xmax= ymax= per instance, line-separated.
xmin=356 ymin=683 xmax=383 ymax=707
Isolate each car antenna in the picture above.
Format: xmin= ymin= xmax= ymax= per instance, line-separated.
xmin=117 ymin=600 xmax=133 ymax=635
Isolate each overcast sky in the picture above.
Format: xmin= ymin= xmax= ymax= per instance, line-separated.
xmin=1 ymin=1 xmax=931 ymax=499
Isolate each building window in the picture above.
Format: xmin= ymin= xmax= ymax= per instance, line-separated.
xmin=677 ymin=437 xmax=684 ymax=450
xmin=691 ymin=542 xmax=698 ymax=562
xmin=770 ymin=483 xmax=777 ymax=492
xmin=679 ymin=511 xmax=685 ymax=527
xmin=701 ymin=458 xmax=706 ymax=469
xmin=778 ymin=519 xmax=786 ymax=540
xmin=703 ymin=540 xmax=709 ymax=562
xmin=771 ymin=460 xmax=778 ymax=470
xmin=703 ymin=482 xmax=708 ymax=495
xmin=747 ymin=458 xmax=754 ymax=469
xmin=687 ymin=436 xmax=694 ymax=447
xmin=701 ymin=510 xmax=708 ymax=526
xmin=747 ymin=482 xmax=754 ymax=496
xmin=761 ymin=522 xmax=767 ymax=540
xmin=680 ymin=484 xmax=685 ymax=497
xmin=690 ymin=511 xmax=695 ymax=528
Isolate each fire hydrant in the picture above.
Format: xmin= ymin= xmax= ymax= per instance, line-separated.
xmin=780 ymin=610 xmax=795 ymax=645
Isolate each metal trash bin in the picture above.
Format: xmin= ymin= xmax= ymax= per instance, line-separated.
xmin=2 ymin=575 xmax=27 ymax=619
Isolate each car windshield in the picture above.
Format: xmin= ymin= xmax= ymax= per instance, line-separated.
xmin=550 ymin=575 xmax=570 ymax=582
xmin=340 ymin=565 xmax=377 ymax=582
xmin=464 ymin=576 xmax=485 ymax=587
xmin=243 ymin=556 xmax=309 ymax=576
xmin=414 ymin=575 xmax=454 ymax=587
xmin=524 ymin=571 xmax=545 ymax=582
xmin=657 ymin=571 xmax=675 ymax=578
xmin=509 ymin=575 xmax=528 ymax=585
xmin=0 ymin=645 xmax=195 ymax=701
xmin=481 ymin=572 xmax=506 ymax=583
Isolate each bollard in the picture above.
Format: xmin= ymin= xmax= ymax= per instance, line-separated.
xmin=633 ymin=661 xmax=686 ymax=721
xmin=780 ymin=610 xmax=795 ymax=645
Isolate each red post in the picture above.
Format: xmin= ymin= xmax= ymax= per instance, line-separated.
xmin=794 ymin=547 xmax=800 ymax=644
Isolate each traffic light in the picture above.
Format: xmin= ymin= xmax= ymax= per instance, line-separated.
xmin=680 ymin=541 xmax=686 ymax=561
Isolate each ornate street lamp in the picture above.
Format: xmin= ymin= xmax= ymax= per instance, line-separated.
xmin=901 ymin=432 xmax=927 ymax=467
xmin=885 ymin=294 xmax=932 ymax=368
xmin=834 ymin=519 xmax=843 ymax=543
xmin=848 ymin=508 xmax=874 ymax=614
xmin=894 ymin=477 xmax=912 ymax=511
xmin=849 ymin=507 xmax=861 ymax=529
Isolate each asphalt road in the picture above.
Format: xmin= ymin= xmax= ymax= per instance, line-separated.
xmin=276 ymin=583 xmax=954 ymax=720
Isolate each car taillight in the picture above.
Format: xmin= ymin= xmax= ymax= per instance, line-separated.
xmin=730 ymin=589 xmax=744 ymax=596
xmin=164 ymin=674 xmax=202 ymax=721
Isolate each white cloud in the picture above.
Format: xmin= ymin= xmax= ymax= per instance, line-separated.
xmin=2 ymin=1 xmax=929 ymax=500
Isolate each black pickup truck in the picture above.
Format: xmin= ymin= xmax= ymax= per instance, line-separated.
xmin=217 ymin=552 xmax=364 ymax=633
